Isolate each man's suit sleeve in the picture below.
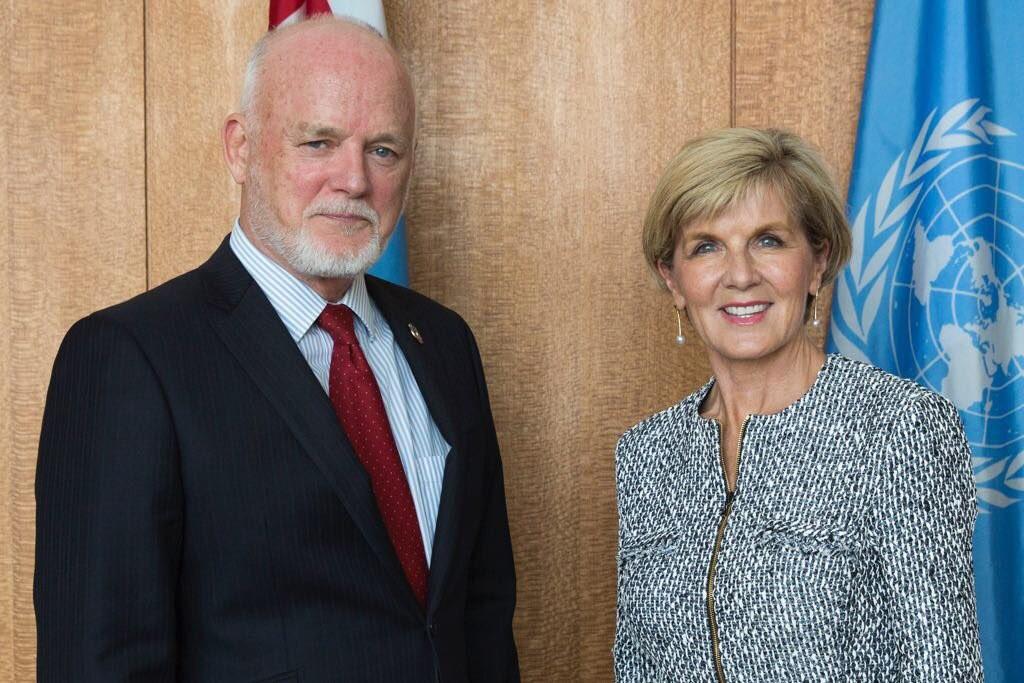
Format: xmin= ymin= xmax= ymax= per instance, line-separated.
xmin=35 ymin=314 xmax=182 ymax=682
xmin=462 ymin=322 xmax=520 ymax=682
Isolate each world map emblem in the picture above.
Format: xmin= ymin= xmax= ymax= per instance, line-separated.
xmin=831 ymin=99 xmax=1024 ymax=512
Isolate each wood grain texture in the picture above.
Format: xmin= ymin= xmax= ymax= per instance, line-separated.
xmin=145 ymin=1 xmax=266 ymax=286
xmin=734 ymin=0 xmax=875 ymax=336
xmin=0 ymin=2 xmax=146 ymax=679
xmin=386 ymin=2 xmax=730 ymax=679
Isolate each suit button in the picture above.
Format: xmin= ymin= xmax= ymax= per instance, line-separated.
xmin=427 ymin=623 xmax=437 ymax=636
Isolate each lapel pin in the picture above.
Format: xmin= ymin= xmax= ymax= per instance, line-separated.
xmin=408 ymin=323 xmax=424 ymax=344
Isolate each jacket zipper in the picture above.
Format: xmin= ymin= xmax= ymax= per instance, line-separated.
xmin=706 ymin=415 xmax=750 ymax=683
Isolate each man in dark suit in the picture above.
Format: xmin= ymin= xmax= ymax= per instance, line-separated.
xmin=35 ymin=16 xmax=518 ymax=682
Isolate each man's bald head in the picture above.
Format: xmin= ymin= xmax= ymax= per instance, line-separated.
xmin=239 ymin=16 xmax=415 ymax=141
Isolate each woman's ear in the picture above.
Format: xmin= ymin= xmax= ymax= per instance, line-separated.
xmin=657 ymin=259 xmax=686 ymax=310
xmin=810 ymin=243 xmax=830 ymax=294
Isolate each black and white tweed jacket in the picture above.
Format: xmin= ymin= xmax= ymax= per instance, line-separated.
xmin=614 ymin=354 xmax=983 ymax=682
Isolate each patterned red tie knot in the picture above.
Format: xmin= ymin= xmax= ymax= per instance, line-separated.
xmin=318 ymin=304 xmax=358 ymax=346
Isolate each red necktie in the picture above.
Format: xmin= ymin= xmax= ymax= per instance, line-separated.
xmin=317 ymin=304 xmax=428 ymax=609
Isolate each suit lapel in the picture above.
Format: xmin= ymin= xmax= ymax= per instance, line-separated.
xmin=200 ymin=240 xmax=416 ymax=612
xmin=367 ymin=277 xmax=467 ymax=614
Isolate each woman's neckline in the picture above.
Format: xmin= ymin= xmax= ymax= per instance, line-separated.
xmin=695 ymin=352 xmax=837 ymax=423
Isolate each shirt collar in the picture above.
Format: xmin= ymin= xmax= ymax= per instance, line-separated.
xmin=229 ymin=220 xmax=386 ymax=342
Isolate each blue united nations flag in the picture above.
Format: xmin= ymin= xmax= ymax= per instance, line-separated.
xmin=828 ymin=2 xmax=1024 ymax=679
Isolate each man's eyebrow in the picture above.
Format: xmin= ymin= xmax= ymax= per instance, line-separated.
xmin=370 ymin=133 xmax=411 ymax=148
xmin=295 ymin=123 xmax=344 ymax=138
xmin=292 ymin=124 xmax=410 ymax=148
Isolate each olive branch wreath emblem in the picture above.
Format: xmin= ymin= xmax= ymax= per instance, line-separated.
xmin=832 ymin=98 xmax=1022 ymax=510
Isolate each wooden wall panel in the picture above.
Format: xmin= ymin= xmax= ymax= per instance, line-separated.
xmin=386 ymin=2 xmax=731 ymax=679
xmin=0 ymin=2 xmax=146 ymax=679
xmin=0 ymin=9 xmax=11 ymax=669
xmin=146 ymin=1 xmax=266 ymax=287
xmin=734 ymin=0 xmax=875 ymax=336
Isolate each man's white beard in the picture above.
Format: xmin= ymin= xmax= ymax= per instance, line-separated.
xmin=247 ymin=167 xmax=387 ymax=280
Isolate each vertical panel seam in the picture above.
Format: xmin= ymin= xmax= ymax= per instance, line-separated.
xmin=143 ymin=0 xmax=150 ymax=291
xmin=730 ymin=0 xmax=736 ymax=127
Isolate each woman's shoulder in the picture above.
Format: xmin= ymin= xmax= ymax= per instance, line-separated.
xmin=819 ymin=354 xmax=948 ymax=415
xmin=616 ymin=403 xmax=681 ymax=455
xmin=616 ymin=381 xmax=711 ymax=460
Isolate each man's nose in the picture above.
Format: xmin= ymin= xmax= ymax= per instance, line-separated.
xmin=327 ymin=143 xmax=369 ymax=196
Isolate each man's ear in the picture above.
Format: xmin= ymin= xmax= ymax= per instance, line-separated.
xmin=222 ymin=113 xmax=252 ymax=185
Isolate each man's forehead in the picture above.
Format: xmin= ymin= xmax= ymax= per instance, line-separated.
xmin=265 ymin=21 xmax=400 ymax=77
xmin=263 ymin=35 xmax=411 ymax=104
xmin=247 ymin=19 xmax=416 ymax=139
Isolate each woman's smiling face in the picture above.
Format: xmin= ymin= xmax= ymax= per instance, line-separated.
xmin=658 ymin=188 xmax=827 ymax=366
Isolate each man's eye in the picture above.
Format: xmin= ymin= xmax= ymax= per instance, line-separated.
xmin=303 ymin=140 xmax=328 ymax=150
xmin=370 ymin=146 xmax=396 ymax=159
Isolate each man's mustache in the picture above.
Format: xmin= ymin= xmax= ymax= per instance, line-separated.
xmin=304 ymin=200 xmax=379 ymax=227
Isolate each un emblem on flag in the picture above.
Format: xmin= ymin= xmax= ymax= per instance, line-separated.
xmin=832 ymin=99 xmax=1024 ymax=512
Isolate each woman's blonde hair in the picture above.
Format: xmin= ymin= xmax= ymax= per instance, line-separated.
xmin=642 ymin=127 xmax=851 ymax=288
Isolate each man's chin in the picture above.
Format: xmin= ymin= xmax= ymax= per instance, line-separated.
xmin=289 ymin=243 xmax=383 ymax=280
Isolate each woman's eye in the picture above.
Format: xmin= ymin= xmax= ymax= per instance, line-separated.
xmin=692 ymin=241 xmax=717 ymax=255
xmin=757 ymin=234 xmax=782 ymax=247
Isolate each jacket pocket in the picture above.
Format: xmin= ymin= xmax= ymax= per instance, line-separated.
xmin=755 ymin=522 xmax=861 ymax=557
xmin=618 ymin=537 xmax=682 ymax=562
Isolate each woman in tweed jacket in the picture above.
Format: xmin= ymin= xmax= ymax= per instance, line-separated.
xmin=614 ymin=128 xmax=983 ymax=682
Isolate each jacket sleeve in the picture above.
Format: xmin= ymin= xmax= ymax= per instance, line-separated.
xmin=872 ymin=392 xmax=983 ymax=680
xmin=612 ymin=434 xmax=659 ymax=681
xmin=462 ymin=323 xmax=520 ymax=682
xmin=35 ymin=314 xmax=182 ymax=682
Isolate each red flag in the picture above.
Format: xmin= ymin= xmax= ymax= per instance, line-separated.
xmin=269 ymin=0 xmax=333 ymax=29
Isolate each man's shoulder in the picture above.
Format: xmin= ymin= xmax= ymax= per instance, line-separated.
xmin=93 ymin=264 xmax=207 ymax=328
xmin=87 ymin=237 xmax=240 ymax=328
xmin=67 ymin=241 xmax=240 ymax=355
xmin=49 ymin=262 xmax=216 ymax=381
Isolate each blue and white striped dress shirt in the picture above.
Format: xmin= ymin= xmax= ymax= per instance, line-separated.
xmin=230 ymin=222 xmax=450 ymax=563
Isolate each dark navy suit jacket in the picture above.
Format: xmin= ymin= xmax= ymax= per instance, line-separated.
xmin=35 ymin=237 xmax=519 ymax=682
